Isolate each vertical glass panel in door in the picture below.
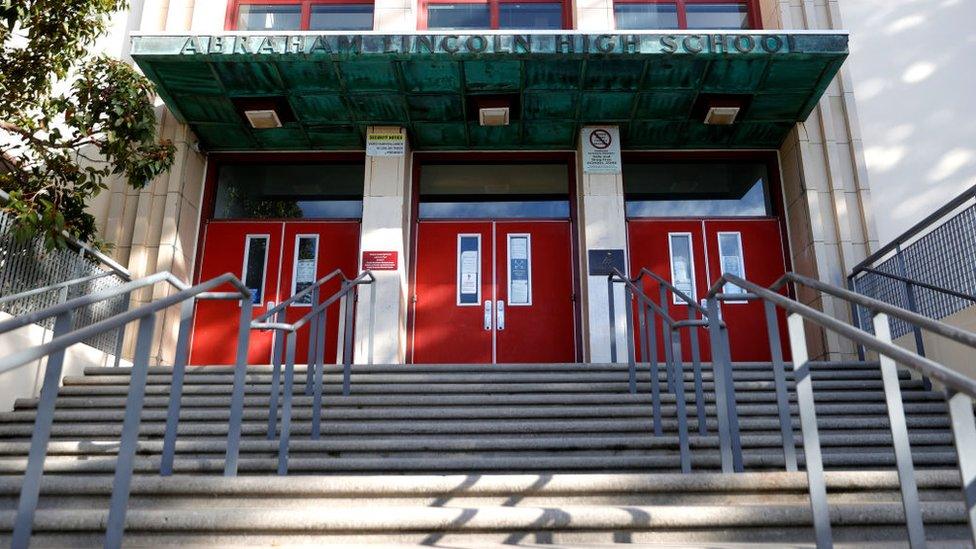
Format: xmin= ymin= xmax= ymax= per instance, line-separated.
xmin=427 ymin=4 xmax=491 ymax=29
xmin=613 ymin=3 xmax=679 ymax=29
xmin=685 ymin=3 xmax=749 ymax=29
xmin=498 ymin=3 xmax=564 ymax=29
xmin=717 ymin=232 xmax=746 ymax=295
xmin=668 ymin=233 xmax=696 ymax=303
xmin=310 ymin=4 xmax=375 ymax=30
xmin=292 ymin=236 xmax=319 ymax=304
xmin=237 ymin=4 xmax=302 ymax=30
xmin=243 ymin=236 xmax=269 ymax=304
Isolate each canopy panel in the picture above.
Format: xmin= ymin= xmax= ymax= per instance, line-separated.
xmin=130 ymin=31 xmax=847 ymax=151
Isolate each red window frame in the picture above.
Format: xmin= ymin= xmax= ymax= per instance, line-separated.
xmin=418 ymin=0 xmax=573 ymax=30
xmin=611 ymin=0 xmax=762 ymax=30
xmin=225 ymin=0 xmax=375 ymax=31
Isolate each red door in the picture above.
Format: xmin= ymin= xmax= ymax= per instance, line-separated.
xmin=190 ymin=221 xmax=282 ymax=365
xmin=412 ymin=220 xmax=577 ymax=364
xmin=190 ymin=221 xmax=360 ymax=365
xmin=628 ymin=218 xmax=788 ymax=362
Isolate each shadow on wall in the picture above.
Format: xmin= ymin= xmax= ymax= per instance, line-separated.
xmin=843 ymin=0 xmax=976 ymax=245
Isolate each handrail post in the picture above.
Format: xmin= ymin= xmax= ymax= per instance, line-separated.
xmin=645 ymin=304 xmax=663 ymax=436
xmin=266 ymin=309 xmax=285 ymax=440
xmin=660 ymin=285 xmax=674 ymax=393
xmin=607 ymin=276 xmax=617 ymax=363
xmin=304 ymin=287 xmax=321 ymax=396
xmin=719 ymin=323 xmax=743 ymax=472
xmin=161 ymin=299 xmax=194 ymax=476
xmin=624 ymin=285 xmax=637 ymax=394
xmin=785 ymin=313 xmax=832 ymax=548
xmin=311 ymin=308 xmax=327 ymax=440
xmin=872 ymin=313 xmax=926 ymax=547
xmin=341 ymin=281 xmax=355 ymax=397
xmin=895 ymin=245 xmax=932 ymax=390
xmin=687 ymin=304 xmax=706 ymax=436
xmin=104 ymin=313 xmax=156 ymax=548
xmin=764 ymin=301 xmax=797 ymax=472
xmin=224 ymin=299 xmax=253 ymax=476
xmin=947 ymin=390 xmax=976 ymax=546
xmin=11 ymin=310 xmax=74 ymax=548
xmin=112 ymin=291 xmax=131 ymax=369
xmin=637 ymin=295 xmax=648 ymax=370
xmin=705 ymin=297 xmax=733 ymax=473
xmin=277 ymin=331 xmax=298 ymax=475
xmin=846 ymin=277 xmax=866 ymax=362
xmin=670 ymin=328 xmax=691 ymax=473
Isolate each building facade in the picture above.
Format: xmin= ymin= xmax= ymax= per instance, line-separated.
xmin=88 ymin=0 xmax=877 ymax=367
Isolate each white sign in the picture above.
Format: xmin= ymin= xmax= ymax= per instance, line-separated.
xmin=366 ymin=128 xmax=405 ymax=156
xmin=581 ymin=126 xmax=622 ymax=174
xmin=460 ymin=251 xmax=479 ymax=295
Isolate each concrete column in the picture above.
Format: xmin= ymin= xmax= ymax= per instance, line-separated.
xmin=576 ymin=131 xmax=629 ymax=363
xmin=354 ymin=127 xmax=412 ymax=364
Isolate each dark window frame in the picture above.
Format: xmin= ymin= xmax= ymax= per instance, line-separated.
xmin=226 ymin=0 xmax=375 ymax=30
xmin=612 ymin=0 xmax=761 ymax=30
xmin=418 ymin=0 xmax=573 ymax=30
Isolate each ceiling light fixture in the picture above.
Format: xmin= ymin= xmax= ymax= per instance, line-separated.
xmin=244 ymin=109 xmax=283 ymax=129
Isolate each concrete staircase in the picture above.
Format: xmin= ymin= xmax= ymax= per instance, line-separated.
xmin=0 ymin=362 xmax=969 ymax=546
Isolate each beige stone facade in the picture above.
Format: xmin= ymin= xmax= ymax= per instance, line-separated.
xmin=94 ymin=0 xmax=879 ymax=364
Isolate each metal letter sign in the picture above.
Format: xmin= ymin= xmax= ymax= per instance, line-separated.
xmin=582 ymin=127 xmax=622 ymax=174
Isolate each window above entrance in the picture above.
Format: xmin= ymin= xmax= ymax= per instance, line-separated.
xmin=624 ymin=161 xmax=770 ymax=217
xmin=613 ymin=0 xmax=759 ymax=30
xmin=212 ymin=163 xmax=365 ymax=220
xmin=229 ymin=1 xmax=374 ymax=30
xmin=421 ymin=0 xmax=569 ymax=30
xmin=419 ymin=163 xmax=570 ymax=218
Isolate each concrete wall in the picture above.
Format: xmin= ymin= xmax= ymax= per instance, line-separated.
xmin=0 ymin=313 xmax=131 ymax=412
xmin=840 ymin=0 xmax=976 ymax=246
xmin=761 ymin=0 xmax=878 ymax=360
xmin=891 ymin=306 xmax=976 ymax=384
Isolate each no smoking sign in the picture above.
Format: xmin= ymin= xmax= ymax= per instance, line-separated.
xmin=582 ymin=127 xmax=621 ymax=174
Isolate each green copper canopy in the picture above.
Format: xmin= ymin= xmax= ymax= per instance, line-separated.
xmin=130 ymin=31 xmax=847 ymax=151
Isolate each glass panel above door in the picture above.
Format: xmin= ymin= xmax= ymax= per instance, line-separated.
xmin=213 ymin=163 xmax=365 ymax=220
xmin=419 ymin=163 xmax=570 ymax=219
xmin=685 ymin=3 xmax=749 ymax=29
xmin=613 ymin=3 xmax=679 ymax=30
xmin=624 ymin=162 xmax=770 ymax=218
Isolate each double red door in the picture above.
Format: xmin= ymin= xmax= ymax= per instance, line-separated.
xmin=411 ymin=220 xmax=577 ymax=364
xmin=628 ymin=218 xmax=789 ymax=362
xmin=189 ymin=221 xmax=359 ymax=365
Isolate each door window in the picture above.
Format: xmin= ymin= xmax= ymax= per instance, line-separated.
xmin=242 ymin=235 xmax=270 ymax=304
xmin=668 ymin=232 xmax=696 ymax=304
xmin=507 ymin=234 xmax=532 ymax=306
xmin=717 ymin=231 xmax=746 ymax=297
xmin=457 ymin=234 xmax=482 ymax=306
xmin=291 ymin=235 xmax=319 ymax=305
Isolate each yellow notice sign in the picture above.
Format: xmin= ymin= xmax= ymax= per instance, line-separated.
xmin=366 ymin=128 xmax=406 ymax=157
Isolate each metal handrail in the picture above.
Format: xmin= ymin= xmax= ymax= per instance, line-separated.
xmin=5 ymin=271 xmax=254 ymax=548
xmin=0 ymin=271 xmax=116 ymax=307
xmin=705 ymin=271 xmax=976 ymax=548
xmin=855 ymin=267 xmax=976 ymax=304
xmin=251 ymin=269 xmax=376 ymax=475
xmin=607 ymin=267 xmax=746 ymax=475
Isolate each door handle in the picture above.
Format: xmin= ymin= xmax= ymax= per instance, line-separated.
xmin=483 ymin=300 xmax=493 ymax=331
xmin=496 ymin=300 xmax=505 ymax=331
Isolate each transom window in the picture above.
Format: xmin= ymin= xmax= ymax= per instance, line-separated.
xmin=421 ymin=0 xmax=569 ymax=30
xmin=613 ymin=0 xmax=757 ymax=30
xmin=228 ymin=1 xmax=374 ymax=30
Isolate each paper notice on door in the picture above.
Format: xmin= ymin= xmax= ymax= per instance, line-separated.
xmin=508 ymin=234 xmax=531 ymax=306
xmin=460 ymin=251 xmax=478 ymax=295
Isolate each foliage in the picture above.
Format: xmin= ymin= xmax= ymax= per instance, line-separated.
xmin=0 ymin=0 xmax=176 ymax=249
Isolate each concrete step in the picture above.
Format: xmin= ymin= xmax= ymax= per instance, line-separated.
xmin=0 ymin=501 xmax=967 ymax=547
xmin=14 ymin=388 xmax=948 ymax=411
xmin=0 ymin=431 xmax=957 ymax=459
xmin=0 ymin=450 xmax=958 ymax=475
xmin=0 ymin=401 xmax=951 ymax=425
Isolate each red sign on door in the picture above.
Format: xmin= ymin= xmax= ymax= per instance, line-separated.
xmin=362 ymin=251 xmax=398 ymax=270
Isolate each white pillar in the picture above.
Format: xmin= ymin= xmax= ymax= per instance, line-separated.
xmin=354 ymin=127 xmax=412 ymax=364
xmin=577 ymin=129 xmax=629 ymax=363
